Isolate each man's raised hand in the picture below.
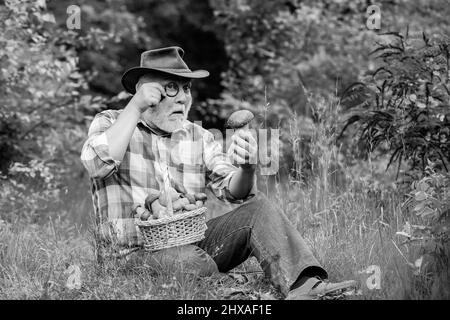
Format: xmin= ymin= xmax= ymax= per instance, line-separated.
xmin=228 ymin=129 xmax=258 ymax=172
xmin=130 ymin=82 xmax=166 ymax=113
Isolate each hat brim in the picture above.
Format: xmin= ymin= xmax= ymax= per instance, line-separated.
xmin=121 ymin=67 xmax=209 ymax=94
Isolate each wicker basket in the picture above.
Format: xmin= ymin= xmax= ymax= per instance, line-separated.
xmin=135 ymin=207 xmax=207 ymax=252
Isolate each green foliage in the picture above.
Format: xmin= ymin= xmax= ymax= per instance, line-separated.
xmin=409 ymin=168 xmax=449 ymax=221
xmin=48 ymin=0 xmax=153 ymax=96
xmin=338 ymin=29 xmax=450 ymax=287
xmin=0 ymin=0 xmax=106 ymax=222
xmin=341 ymin=31 xmax=450 ymax=176
xmin=210 ymin=0 xmax=450 ymax=181
xmin=210 ymin=0 xmax=386 ymax=116
xmin=399 ymin=165 xmax=450 ymax=284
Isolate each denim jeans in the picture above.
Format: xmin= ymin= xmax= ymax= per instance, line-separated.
xmin=126 ymin=193 xmax=327 ymax=296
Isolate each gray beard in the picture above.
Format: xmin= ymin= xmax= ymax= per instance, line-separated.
xmin=141 ymin=103 xmax=191 ymax=134
xmin=151 ymin=116 xmax=185 ymax=133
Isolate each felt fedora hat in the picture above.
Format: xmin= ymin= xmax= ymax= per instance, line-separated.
xmin=121 ymin=46 xmax=209 ymax=94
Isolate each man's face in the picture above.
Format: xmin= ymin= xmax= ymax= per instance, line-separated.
xmin=136 ymin=73 xmax=193 ymax=133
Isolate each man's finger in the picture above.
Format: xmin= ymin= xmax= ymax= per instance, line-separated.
xmin=232 ymin=134 xmax=256 ymax=154
xmin=228 ymin=144 xmax=246 ymax=164
xmin=232 ymin=153 xmax=247 ymax=165
xmin=233 ymin=143 xmax=250 ymax=160
xmin=235 ymin=129 xmax=256 ymax=143
xmin=146 ymin=94 xmax=162 ymax=107
xmin=235 ymin=131 xmax=257 ymax=151
xmin=153 ymin=83 xmax=167 ymax=97
xmin=142 ymin=82 xmax=166 ymax=97
xmin=232 ymin=134 xmax=249 ymax=149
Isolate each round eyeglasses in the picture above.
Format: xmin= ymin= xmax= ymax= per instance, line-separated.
xmin=164 ymin=81 xmax=192 ymax=97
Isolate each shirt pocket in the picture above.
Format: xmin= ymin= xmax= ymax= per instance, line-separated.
xmin=169 ymin=140 xmax=206 ymax=192
xmin=170 ymin=140 xmax=203 ymax=167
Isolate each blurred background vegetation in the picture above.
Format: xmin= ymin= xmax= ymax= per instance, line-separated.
xmin=1 ymin=0 xmax=449 ymax=299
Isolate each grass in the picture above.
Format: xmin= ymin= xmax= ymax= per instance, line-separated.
xmin=275 ymin=181 xmax=448 ymax=300
xmin=1 ymin=178 xmax=448 ymax=300
xmin=0 ymin=218 xmax=275 ymax=300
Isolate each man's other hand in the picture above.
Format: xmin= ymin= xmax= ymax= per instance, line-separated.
xmin=130 ymin=82 xmax=166 ymax=113
xmin=228 ymin=129 xmax=258 ymax=172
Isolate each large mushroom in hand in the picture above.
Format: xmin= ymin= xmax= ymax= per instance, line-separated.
xmin=226 ymin=110 xmax=254 ymax=130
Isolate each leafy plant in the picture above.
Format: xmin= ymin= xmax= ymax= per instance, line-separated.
xmin=0 ymin=0 xmax=109 ymax=222
xmin=397 ymin=164 xmax=450 ymax=285
xmin=402 ymin=163 xmax=449 ymax=236
xmin=340 ymin=31 xmax=450 ymax=177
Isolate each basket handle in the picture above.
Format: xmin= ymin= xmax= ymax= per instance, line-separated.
xmin=162 ymin=165 xmax=174 ymax=216
xmin=154 ymin=138 xmax=174 ymax=217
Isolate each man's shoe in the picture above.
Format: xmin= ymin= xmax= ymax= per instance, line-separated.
xmin=286 ymin=277 xmax=357 ymax=300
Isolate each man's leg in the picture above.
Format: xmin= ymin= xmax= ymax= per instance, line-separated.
xmin=196 ymin=193 xmax=327 ymax=297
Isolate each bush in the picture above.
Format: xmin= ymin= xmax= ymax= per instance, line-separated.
xmin=0 ymin=0 xmax=104 ymax=223
xmin=340 ymin=30 xmax=450 ymax=291
xmin=340 ymin=31 xmax=450 ymax=177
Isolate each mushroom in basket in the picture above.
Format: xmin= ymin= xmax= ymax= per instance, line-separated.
xmin=135 ymin=187 xmax=208 ymax=221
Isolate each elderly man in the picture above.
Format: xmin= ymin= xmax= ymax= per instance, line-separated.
xmin=80 ymin=46 xmax=356 ymax=299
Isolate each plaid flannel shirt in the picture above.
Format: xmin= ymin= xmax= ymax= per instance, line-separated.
xmin=80 ymin=109 xmax=256 ymax=248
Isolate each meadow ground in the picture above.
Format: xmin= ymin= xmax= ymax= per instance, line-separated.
xmin=1 ymin=177 xmax=448 ymax=300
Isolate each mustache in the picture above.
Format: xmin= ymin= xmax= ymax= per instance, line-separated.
xmin=169 ymin=103 xmax=191 ymax=116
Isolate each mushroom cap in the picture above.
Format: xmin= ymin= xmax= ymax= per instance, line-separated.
xmin=194 ymin=192 xmax=207 ymax=201
xmin=145 ymin=191 xmax=160 ymax=210
xmin=226 ymin=110 xmax=254 ymax=129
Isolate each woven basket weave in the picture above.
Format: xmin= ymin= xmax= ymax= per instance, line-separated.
xmin=135 ymin=207 xmax=207 ymax=252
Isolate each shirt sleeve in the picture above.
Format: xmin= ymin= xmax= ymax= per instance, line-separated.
xmin=203 ymin=130 xmax=256 ymax=204
xmin=80 ymin=110 xmax=122 ymax=180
